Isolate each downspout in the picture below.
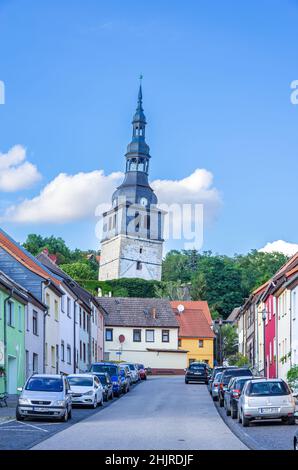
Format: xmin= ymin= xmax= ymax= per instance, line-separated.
xmin=73 ymin=296 xmax=79 ymax=373
xmin=289 ymin=290 xmax=292 ymax=370
xmin=3 ymin=288 xmax=14 ymax=394
xmin=41 ymin=280 xmax=51 ymax=373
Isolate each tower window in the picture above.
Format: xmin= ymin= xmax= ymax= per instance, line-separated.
xmin=140 ymin=247 xmax=143 ymax=254
xmin=136 ymin=261 xmax=142 ymax=270
xmin=135 ymin=211 xmax=140 ymax=232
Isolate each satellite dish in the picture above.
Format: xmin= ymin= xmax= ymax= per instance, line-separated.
xmin=177 ymin=304 xmax=185 ymax=313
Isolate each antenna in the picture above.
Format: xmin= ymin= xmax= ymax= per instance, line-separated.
xmin=177 ymin=304 xmax=185 ymax=313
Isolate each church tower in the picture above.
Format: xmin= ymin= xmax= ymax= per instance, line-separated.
xmin=99 ymin=83 xmax=164 ymax=281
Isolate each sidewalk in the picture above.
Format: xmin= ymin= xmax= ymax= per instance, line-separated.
xmin=0 ymin=396 xmax=17 ymax=423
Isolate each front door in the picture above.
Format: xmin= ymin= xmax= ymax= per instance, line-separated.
xmin=7 ymin=356 xmax=17 ymax=394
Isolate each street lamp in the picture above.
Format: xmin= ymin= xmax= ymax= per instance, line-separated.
xmin=262 ymin=307 xmax=267 ymax=378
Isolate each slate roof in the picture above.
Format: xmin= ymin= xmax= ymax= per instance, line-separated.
xmin=170 ymin=301 xmax=215 ymax=339
xmin=97 ymin=297 xmax=179 ymax=328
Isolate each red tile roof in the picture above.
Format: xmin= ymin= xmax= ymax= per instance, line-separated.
xmin=170 ymin=301 xmax=215 ymax=339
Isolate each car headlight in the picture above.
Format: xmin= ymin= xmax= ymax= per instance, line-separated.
xmin=83 ymin=390 xmax=94 ymax=396
xmin=54 ymin=400 xmax=66 ymax=407
xmin=18 ymin=398 xmax=30 ymax=405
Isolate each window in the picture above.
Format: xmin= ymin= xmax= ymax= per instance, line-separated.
xmin=32 ymin=310 xmax=38 ymax=335
xmin=18 ymin=305 xmax=22 ymax=331
xmin=178 ymin=339 xmax=182 ymax=347
xmin=80 ymin=340 xmax=82 ymax=360
xmin=54 ymin=299 xmax=59 ymax=321
xmin=67 ymin=297 xmax=71 ymax=318
xmin=67 ymin=345 xmax=71 ymax=364
xmin=133 ymin=329 xmax=142 ymax=342
xmin=83 ymin=311 xmax=86 ymax=330
xmin=105 ymin=328 xmax=113 ymax=341
xmin=61 ymin=340 xmax=65 ymax=362
xmin=45 ymin=343 xmax=48 ymax=365
xmin=79 ymin=308 xmax=82 ymax=327
xmin=140 ymin=247 xmax=143 ymax=254
xmin=51 ymin=346 xmax=55 ymax=368
xmin=46 ymin=293 xmax=50 ymax=309
xmin=136 ymin=261 xmax=142 ymax=270
xmin=198 ymin=340 xmax=204 ymax=348
xmin=162 ymin=330 xmax=169 ymax=343
xmin=33 ymin=353 xmax=38 ymax=373
xmin=61 ymin=295 xmax=65 ymax=313
xmin=83 ymin=343 xmax=86 ymax=363
xmin=92 ymin=338 xmax=95 ymax=356
xmin=26 ymin=307 xmax=29 ymax=331
xmin=145 ymin=329 xmax=155 ymax=342
xmin=7 ymin=301 xmax=14 ymax=327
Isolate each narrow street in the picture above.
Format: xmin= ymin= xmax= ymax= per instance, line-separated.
xmin=32 ymin=377 xmax=246 ymax=450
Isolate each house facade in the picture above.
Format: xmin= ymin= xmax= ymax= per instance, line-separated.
xmin=25 ymin=293 xmax=47 ymax=378
xmin=99 ymin=297 xmax=187 ymax=373
xmin=171 ymin=301 xmax=215 ymax=366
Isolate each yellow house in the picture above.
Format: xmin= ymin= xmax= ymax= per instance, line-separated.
xmin=171 ymin=301 xmax=215 ymax=367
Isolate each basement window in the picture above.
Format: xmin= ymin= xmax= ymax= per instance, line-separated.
xmin=136 ymin=261 xmax=142 ymax=270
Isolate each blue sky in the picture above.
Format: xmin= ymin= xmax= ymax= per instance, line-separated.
xmin=0 ymin=0 xmax=298 ymax=255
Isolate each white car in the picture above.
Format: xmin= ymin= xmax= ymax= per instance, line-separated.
xmin=238 ymin=378 xmax=296 ymax=427
xmin=122 ymin=363 xmax=139 ymax=384
xmin=68 ymin=374 xmax=104 ymax=408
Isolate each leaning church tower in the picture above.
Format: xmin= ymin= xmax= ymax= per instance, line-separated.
xmin=99 ymin=83 xmax=164 ymax=281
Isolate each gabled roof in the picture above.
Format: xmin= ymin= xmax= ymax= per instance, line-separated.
xmin=0 ymin=269 xmax=47 ymax=310
xmin=0 ymin=228 xmax=61 ymax=285
xmin=170 ymin=300 xmax=213 ymax=326
xmin=98 ymin=297 xmax=179 ymax=328
xmin=170 ymin=301 xmax=215 ymax=339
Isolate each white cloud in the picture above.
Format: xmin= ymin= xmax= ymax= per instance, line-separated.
xmin=259 ymin=240 xmax=298 ymax=257
xmin=0 ymin=145 xmax=41 ymax=192
xmin=2 ymin=168 xmax=221 ymax=225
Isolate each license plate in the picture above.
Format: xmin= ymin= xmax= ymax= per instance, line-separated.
xmin=33 ymin=407 xmax=48 ymax=412
xmin=259 ymin=407 xmax=279 ymax=414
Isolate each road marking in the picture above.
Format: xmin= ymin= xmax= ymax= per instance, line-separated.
xmin=0 ymin=419 xmax=16 ymax=426
xmin=18 ymin=421 xmax=49 ymax=433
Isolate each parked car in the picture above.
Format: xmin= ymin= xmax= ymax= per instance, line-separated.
xmin=238 ymin=378 xmax=296 ymax=427
xmin=294 ymin=429 xmax=298 ymax=451
xmin=136 ymin=363 xmax=147 ymax=380
xmin=119 ymin=365 xmax=131 ymax=393
xmin=16 ymin=374 xmax=72 ymax=422
xmin=211 ymin=372 xmax=223 ymax=401
xmin=122 ymin=363 xmax=139 ymax=384
xmin=68 ymin=374 xmax=104 ymax=408
xmin=90 ymin=363 xmax=122 ymax=397
xmin=92 ymin=372 xmax=114 ymax=401
xmin=224 ymin=376 xmax=259 ymax=418
xmin=185 ymin=362 xmax=211 ymax=384
xmin=218 ymin=367 xmax=253 ymax=407
xmin=208 ymin=366 xmax=229 ymax=394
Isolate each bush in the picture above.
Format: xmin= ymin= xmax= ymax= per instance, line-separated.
xmin=228 ymin=353 xmax=250 ymax=367
xmin=287 ymin=365 xmax=298 ymax=390
xmin=76 ymin=278 xmax=162 ymax=298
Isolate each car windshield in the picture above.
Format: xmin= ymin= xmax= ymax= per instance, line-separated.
xmin=91 ymin=365 xmax=118 ymax=376
xmin=223 ymin=369 xmax=251 ymax=384
xmin=25 ymin=377 xmax=63 ymax=392
xmin=68 ymin=377 xmax=93 ymax=387
xmin=189 ymin=365 xmax=205 ymax=371
xmin=249 ymin=381 xmax=289 ymax=396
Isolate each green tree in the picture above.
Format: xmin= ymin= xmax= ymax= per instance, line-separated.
xmin=60 ymin=262 xmax=95 ymax=280
xmin=221 ymin=324 xmax=238 ymax=359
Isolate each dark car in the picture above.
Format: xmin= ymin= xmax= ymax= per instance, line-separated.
xmin=218 ymin=367 xmax=253 ymax=407
xmin=207 ymin=366 xmax=229 ymax=394
xmin=224 ymin=376 xmax=257 ymax=418
xmin=185 ymin=362 xmax=211 ymax=384
xmin=294 ymin=429 xmax=298 ymax=451
xmin=92 ymin=372 xmax=114 ymax=401
xmin=90 ymin=363 xmax=122 ymax=397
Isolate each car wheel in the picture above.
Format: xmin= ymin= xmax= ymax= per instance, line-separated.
xmin=110 ymin=392 xmax=114 ymax=400
xmin=241 ymin=410 xmax=249 ymax=427
xmin=286 ymin=416 xmax=295 ymax=425
xmin=185 ymin=379 xmax=189 ymax=384
xmin=61 ymin=408 xmax=69 ymax=422
xmin=226 ymin=406 xmax=231 ymax=417
xmin=219 ymin=397 xmax=224 ymax=407
xmin=16 ymin=408 xmax=24 ymax=421
xmin=237 ymin=408 xmax=242 ymax=423
xmin=231 ymin=407 xmax=237 ymax=419
xmin=68 ymin=407 xmax=72 ymax=419
xmin=212 ymin=395 xmax=218 ymax=401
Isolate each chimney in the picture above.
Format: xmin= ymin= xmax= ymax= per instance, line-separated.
xmin=151 ymin=307 xmax=157 ymax=319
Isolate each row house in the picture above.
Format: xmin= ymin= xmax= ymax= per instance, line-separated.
xmin=0 ymin=228 xmax=105 ymax=394
xmin=235 ymin=252 xmax=298 ymax=382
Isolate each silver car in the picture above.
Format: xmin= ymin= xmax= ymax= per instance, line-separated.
xmin=238 ymin=378 xmax=296 ymax=427
xmin=122 ymin=363 xmax=139 ymax=384
xmin=211 ymin=372 xmax=223 ymax=401
xmin=16 ymin=374 xmax=72 ymax=422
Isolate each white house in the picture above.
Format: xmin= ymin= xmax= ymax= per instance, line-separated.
xmin=25 ymin=293 xmax=47 ymax=377
xmin=98 ymin=297 xmax=187 ymax=373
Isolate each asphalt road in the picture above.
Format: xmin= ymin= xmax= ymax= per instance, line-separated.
xmin=214 ymin=395 xmax=298 ymax=450
xmin=32 ymin=376 xmax=246 ymax=450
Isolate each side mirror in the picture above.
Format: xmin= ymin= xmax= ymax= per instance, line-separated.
xmin=17 ymin=387 xmax=23 ymax=392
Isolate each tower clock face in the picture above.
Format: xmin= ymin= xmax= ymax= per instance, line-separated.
xmin=140 ymin=197 xmax=148 ymax=206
